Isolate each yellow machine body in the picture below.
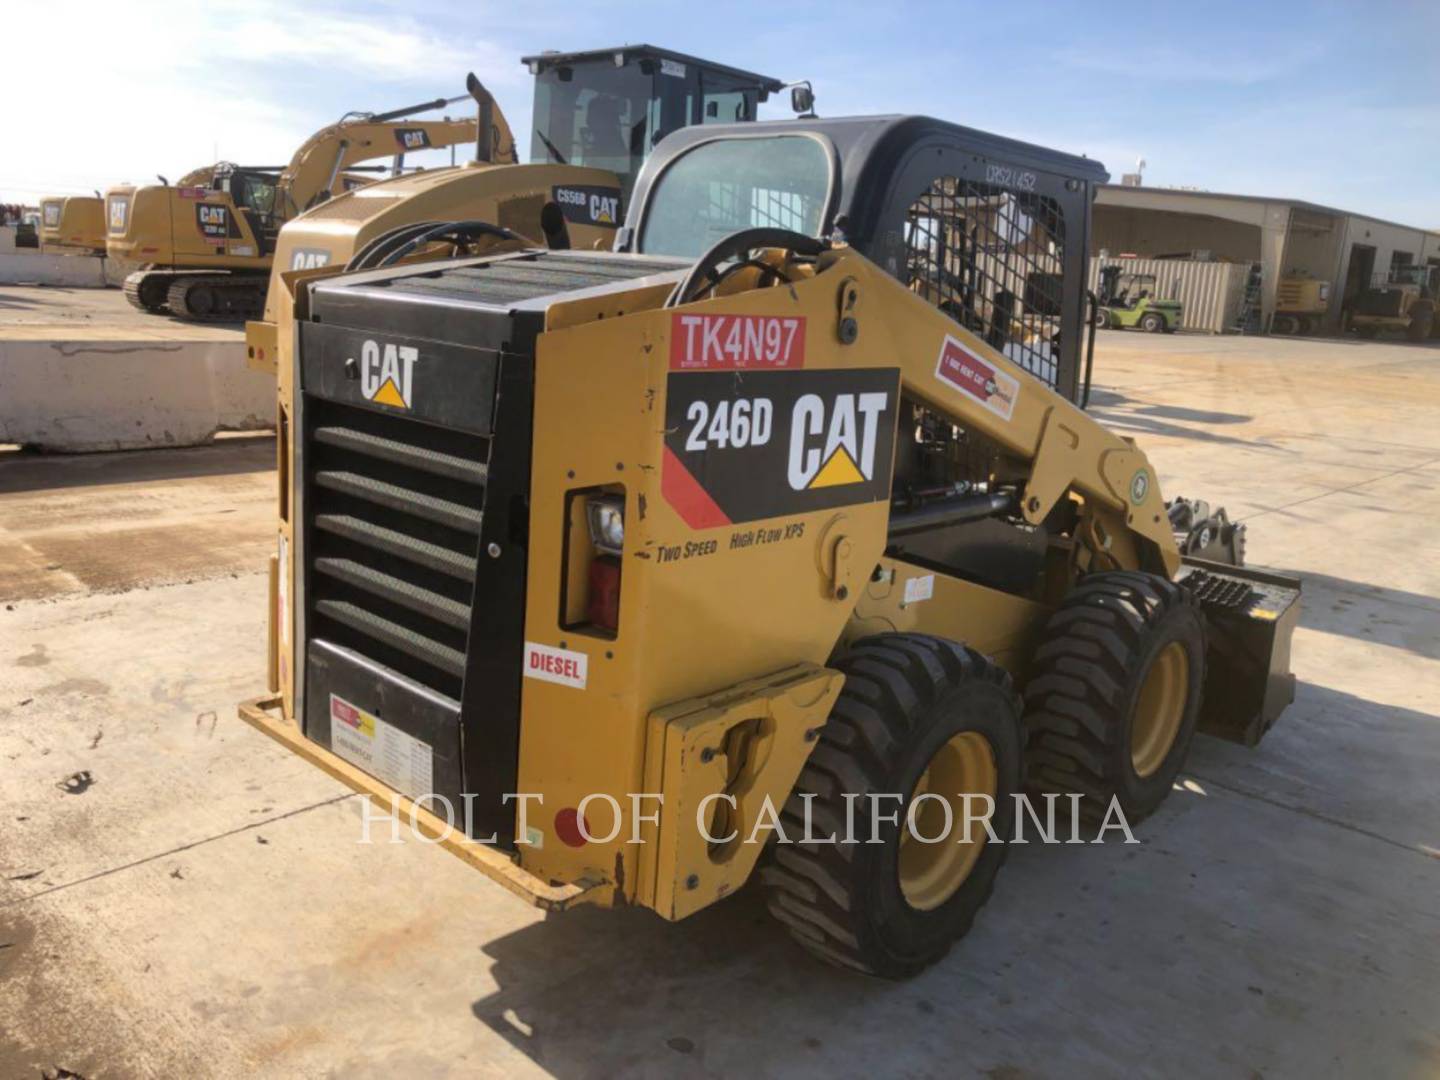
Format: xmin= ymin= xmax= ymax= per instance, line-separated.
xmin=38 ymin=195 xmax=105 ymax=255
xmin=1272 ymin=276 xmax=1330 ymax=335
xmin=246 ymin=161 xmax=624 ymax=375
xmin=509 ymin=252 xmax=1177 ymax=907
xmin=108 ymin=112 xmax=493 ymax=319
xmin=105 ymin=118 xmax=483 ymax=271
xmin=239 ymin=110 xmax=1299 ymax=975
xmin=248 ymin=246 xmax=1188 ymax=911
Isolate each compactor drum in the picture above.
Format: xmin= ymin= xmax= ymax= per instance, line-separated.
xmin=242 ymin=115 xmax=1298 ymax=978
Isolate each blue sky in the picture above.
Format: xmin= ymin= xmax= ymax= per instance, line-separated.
xmin=6 ymin=0 xmax=1437 ymax=225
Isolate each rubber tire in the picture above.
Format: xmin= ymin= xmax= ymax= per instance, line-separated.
xmin=1140 ymin=312 xmax=1164 ymax=333
xmin=1023 ymin=571 xmax=1206 ymax=826
xmin=1355 ymin=325 xmax=1380 ymax=340
xmin=760 ymin=634 xmax=1022 ymax=979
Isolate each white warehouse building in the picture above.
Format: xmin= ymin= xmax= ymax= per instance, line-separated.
xmin=1091 ymin=184 xmax=1440 ymax=334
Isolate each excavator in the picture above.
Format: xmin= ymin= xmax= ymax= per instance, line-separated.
xmin=37 ymin=194 xmax=106 ymax=255
xmin=246 ymin=46 xmax=790 ymax=379
xmin=239 ymin=111 xmax=1299 ymax=978
xmin=106 ymin=96 xmax=484 ymax=320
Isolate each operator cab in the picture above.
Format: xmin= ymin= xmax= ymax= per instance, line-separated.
xmin=620 ymin=115 xmax=1108 ymax=404
xmin=214 ymin=164 xmax=283 ymax=254
xmin=1100 ymin=269 xmax=1157 ymax=309
xmin=523 ymin=45 xmax=787 ymax=202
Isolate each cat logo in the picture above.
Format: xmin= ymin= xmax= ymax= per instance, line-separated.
xmin=552 ymin=185 xmax=622 ymax=229
xmin=662 ymin=368 xmax=898 ymax=528
xmin=787 ymin=392 xmax=889 ymax=491
xmin=196 ymin=203 xmax=230 ymax=242
xmin=589 ymin=192 xmax=619 ymax=224
xmin=357 ymin=339 xmax=419 ymax=410
xmin=107 ymin=197 xmax=129 ymax=232
xmin=394 ymin=127 xmax=432 ymax=151
xmin=289 ymin=248 xmax=331 ymax=271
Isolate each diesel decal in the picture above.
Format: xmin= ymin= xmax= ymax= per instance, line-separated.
xmin=670 ymin=313 xmax=805 ymax=370
xmin=354 ymin=339 xmax=418 ymax=410
xmin=289 ymin=247 xmax=332 ymax=271
xmin=552 ymin=184 xmax=621 ymax=228
xmin=934 ymin=334 xmax=1019 ymax=421
xmin=394 ymin=127 xmax=433 ymax=150
xmin=195 ymin=203 xmax=232 ymax=244
xmin=523 ymin=642 xmax=588 ymax=689
xmin=662 ymin=369 xmax=899 ymax=528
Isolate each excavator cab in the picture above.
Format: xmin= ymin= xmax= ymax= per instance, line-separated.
xmin=216 ymin=166 xmax=283 ymax=255
xmin=524 ymin=45 xmax=789 ymax=202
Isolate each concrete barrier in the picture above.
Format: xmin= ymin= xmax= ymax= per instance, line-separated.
xmin=0 ymin=251 xmax=112 ymax=288
xmin=0 ymin=338 xmax=274 ymax=452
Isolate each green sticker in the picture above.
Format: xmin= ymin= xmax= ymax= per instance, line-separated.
xmin=1129 ymin=469 xmax=1150 ymax=505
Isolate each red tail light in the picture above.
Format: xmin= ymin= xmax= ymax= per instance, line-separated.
xmin=586 ymin=555 xmax=622 ymax=632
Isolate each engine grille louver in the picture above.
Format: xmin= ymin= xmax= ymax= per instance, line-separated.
xmin=306 ymin=400 xmax=489 ymax=702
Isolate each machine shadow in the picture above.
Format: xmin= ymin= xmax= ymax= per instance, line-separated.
xmin=1294 ymin=569 xmax=1440 ymax=662
xmin=469 ymin=885 xmax=905 ymax=1076
xmin=0 ymin=434 xmax=275 ymax=494
xmin=1086 ymin=386 xmax=1275 ymax=449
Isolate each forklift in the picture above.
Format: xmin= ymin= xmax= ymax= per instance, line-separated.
xmin=240 ymin=113 xmax=1298 ymax=978
xmin=1096 ymin=265 xmax=1183 ymax=333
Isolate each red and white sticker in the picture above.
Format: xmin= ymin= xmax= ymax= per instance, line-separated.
xmin=523 ymin=641 xmax=588 ymax=690
xmin=177 ymin=186 xmax=208 ymax=200
xmin=934 ymin=335 xmax=1020 ymax=421
xmin=670 ymin=313 xmax=805 ymax=370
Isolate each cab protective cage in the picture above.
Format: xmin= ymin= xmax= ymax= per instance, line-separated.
xmin=619 ymin=115 xmax=1108 ymax=404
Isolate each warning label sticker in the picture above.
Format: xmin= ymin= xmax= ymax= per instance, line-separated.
xmin=328 ymin=694 xmax=434 ymax=799
xmin=903 ymin=574 xmax=935 ymax=604
xmin=934 ymin=335 xmax=1020 ymax=421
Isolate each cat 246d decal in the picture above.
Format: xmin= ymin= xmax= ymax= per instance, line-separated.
xmin=662 ymin=369 xmax=900 ymax=529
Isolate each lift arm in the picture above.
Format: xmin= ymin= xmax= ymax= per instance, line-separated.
xmin=275 ymin=87 xmax=518 ymax=218
xmin=797 ymin=248 xmax=1182 ymax=576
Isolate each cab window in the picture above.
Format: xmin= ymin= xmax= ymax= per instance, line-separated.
xmin=639 ymin=135 xmax=830 ymax=258
xmin=531 ymin=63 xmax=655 ymax=184
xmin=904 ymin=176 xmax=1067 ymax=389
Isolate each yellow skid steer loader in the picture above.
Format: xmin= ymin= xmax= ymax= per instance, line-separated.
xmin=241 ymin=114 xmax=1298 ymax=978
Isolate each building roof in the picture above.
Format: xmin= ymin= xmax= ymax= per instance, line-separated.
xmin=1098 ymin=183 xmax=1439 ymax=238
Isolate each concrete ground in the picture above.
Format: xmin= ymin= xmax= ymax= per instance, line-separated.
xmin=0 ymin=286 xmax=241 ymax=341
xmin=2 ymin=331 xmax=1439 ymax=1078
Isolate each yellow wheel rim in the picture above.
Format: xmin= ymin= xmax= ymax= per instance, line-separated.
xmin=1131 ymin=641 xmax=1189 ymax=778
xmin=898 ymin=731 xmax=997 ymax=912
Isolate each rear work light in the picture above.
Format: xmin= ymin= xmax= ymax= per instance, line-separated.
xmin=586 ymin=495 xmax=625 ymax=555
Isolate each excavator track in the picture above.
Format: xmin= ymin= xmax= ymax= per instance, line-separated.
xmin=122 ymin=269 xmax=178 ymax=314
xmin=163 ymin=273 xmax=267 ymax=322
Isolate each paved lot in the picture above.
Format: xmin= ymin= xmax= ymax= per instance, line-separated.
xmin=2 ymin=331 xmax=1438 ymax=1078
xmin=0 ymin=286 xmax=241 ymax=342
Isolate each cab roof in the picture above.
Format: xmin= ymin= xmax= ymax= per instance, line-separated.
xmin=520 ymin=44 xmax=785 ymax=92
xmin=623 ymin=114 xmax=1109 ymax=251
